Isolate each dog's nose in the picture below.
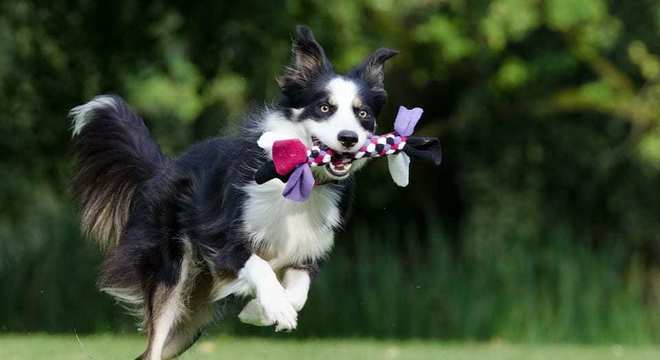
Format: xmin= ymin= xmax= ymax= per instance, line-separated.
xmin=337 ymin=130 xmax=358 ymax=148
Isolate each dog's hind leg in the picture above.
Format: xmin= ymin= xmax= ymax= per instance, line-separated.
xmin=160 ymin=301 xmax=214 ymax=359
xmin=137 ymin=283 xmax=186 ymax=360
xmin=137 ymin=244 xmax=196 ymax=360
xmin=160 ymin=271 xmax=216 ymax=359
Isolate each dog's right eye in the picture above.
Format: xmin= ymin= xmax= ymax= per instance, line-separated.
xmin=320 ymin=104 xmax=330 ymax=113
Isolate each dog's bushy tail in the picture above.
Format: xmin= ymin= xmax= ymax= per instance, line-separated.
xmin=70 ymin=95 xmax=167 ymax=251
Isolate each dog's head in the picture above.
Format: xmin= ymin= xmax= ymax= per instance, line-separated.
xmin=277 ymin=26 xmax=397 ymax=180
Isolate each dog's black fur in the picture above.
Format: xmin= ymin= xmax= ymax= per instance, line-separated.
xmin=71 ymin=26 xmax=396 ymax=359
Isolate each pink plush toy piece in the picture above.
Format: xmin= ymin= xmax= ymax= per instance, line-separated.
xmin=272 ymin=139 xmax=309 ymax=176
xmin=256 ymin=106 xmax=441 ymax=201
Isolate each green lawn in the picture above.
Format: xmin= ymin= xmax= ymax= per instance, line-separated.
xmin=1 ymin=335 xmax=659 ymax=360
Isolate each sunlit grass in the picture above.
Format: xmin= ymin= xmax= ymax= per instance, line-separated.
xmin=1 ymin=334 xmax=660 ymax=360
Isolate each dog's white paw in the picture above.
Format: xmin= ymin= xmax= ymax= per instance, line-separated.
xmin=238 ymin=299 xmax=273 ymax=326
xmin=258 ymin=286 xmax=298 ymax=332
xmin=286 ymin=289 xmax=308 ymax=312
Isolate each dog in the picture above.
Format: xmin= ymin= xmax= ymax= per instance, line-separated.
xmin=70 ymin=26 xmax=397 ymax=359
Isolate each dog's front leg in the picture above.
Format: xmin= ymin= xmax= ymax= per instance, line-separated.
xmin=237 ymin=254 xmax=298 ymax=331
xmin=282 ymin=267 xmax=311 ymax=311
xmin=239 ymin=267 xmax=313 ymax=326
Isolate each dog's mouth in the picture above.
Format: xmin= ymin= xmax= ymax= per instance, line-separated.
xmin=325 ymin=162 xmax=352 ymax=178
xmin=311 ymin=136 xmax=356 ymax=180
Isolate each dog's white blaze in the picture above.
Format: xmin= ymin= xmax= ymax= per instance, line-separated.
xmin=242 ymin=179 xmax=340 ymax=269
xmin=327 ymin=77 xmax=358 ymax=108
xmin=303 ymin=77 xmax=370 ymax=153
xmin=69 ymin=95 xmax=118 ymax=137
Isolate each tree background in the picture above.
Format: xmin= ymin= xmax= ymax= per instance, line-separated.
xmin=1 ymin=0 xmax=659 ymax=342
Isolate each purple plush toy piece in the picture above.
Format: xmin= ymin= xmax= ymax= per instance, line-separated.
xmin=394 ymin=106 xmax=423 ymax=136
xmin=281 ymin=163 xmax=315 ymax=202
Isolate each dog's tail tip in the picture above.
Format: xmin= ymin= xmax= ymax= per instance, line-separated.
xmin=69 ymin=95 xmax=121 ymax=137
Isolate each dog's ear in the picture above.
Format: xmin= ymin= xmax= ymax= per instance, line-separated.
xmin=351 ymin=48 xmax=398 ymax=90
xmin=278 ymin=26 xmax=332 ymax=90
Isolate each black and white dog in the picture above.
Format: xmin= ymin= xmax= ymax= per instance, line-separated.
xmin=70 ymin=26 xmax=397 ymax=359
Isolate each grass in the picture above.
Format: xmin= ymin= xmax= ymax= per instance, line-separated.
xmin=1 ymin=335 xmax=660 ymax=360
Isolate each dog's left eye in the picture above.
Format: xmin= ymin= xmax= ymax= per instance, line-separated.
xmin=358 ymin=110 xmax=368 ymax=119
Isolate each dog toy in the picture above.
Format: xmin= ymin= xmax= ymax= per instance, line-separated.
xmin=255 ymin=106 xmax=442 ymax=201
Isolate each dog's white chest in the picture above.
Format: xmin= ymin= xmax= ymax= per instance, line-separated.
xmin=242 ymin=180 xmax=341 ymax=269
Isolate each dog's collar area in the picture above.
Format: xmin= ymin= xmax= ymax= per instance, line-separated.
xmin=314 ymin=179 xmax=336 ymax=186
xmin=313 ymin=177 xmax=339 ymax=187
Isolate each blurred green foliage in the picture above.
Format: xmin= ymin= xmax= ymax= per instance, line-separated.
xmin=1 ymin=0 xmax=660 ymax=342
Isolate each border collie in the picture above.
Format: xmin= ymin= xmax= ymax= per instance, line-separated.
xmin=70 ymin=26 xmax=397 ymax=359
